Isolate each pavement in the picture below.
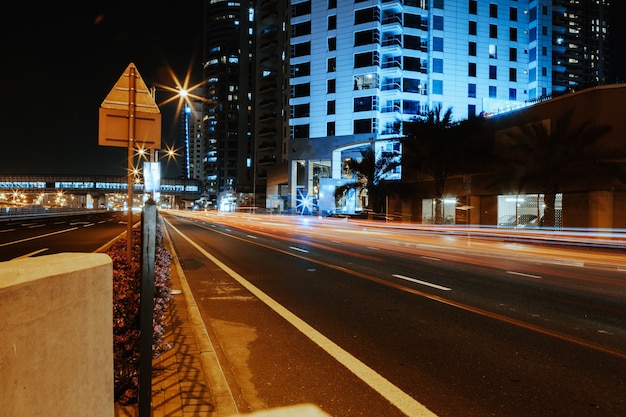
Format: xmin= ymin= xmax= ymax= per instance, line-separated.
xmin=114 ymin=220 xmax=331 ymax=417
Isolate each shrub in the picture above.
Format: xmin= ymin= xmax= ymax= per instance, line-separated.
xmin=109 ymin=223 xmax=172 ymax=405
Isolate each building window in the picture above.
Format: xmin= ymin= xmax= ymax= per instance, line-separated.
xmin=432 ymin=58 xmax=443 ymax=73
xmin=489 ymin=65 xmax=497 ymax=79
xmin=468 ymin=104 xmax=476 ymax=117
xmin=433 ymin=15 xmax=443 ymax=31
xmin=292 ymin=1 xmax=311 ymax=17
xmin=292 ymin=42 xmax=311 ymax=57
xmin=542 ymin=46 xmax=547 ymax=56
xmin=489 ymin=3 xmax=497 ymax=18
xmin=469 ymin=21 xmax=477 ymax=36
xmin=468 ymin=62 xmax=476 ymax=77
xmin=469 ymin=0 xmax=477 ymax=14
xmin=404 ymin=56 xmax=422 ymax=71
xmin=509 ymin=68 xmax=517 ymax=82
xmin=354 ymin=51 xmax=379 ymax=68
xmin=509 ymin=88 xmax=517 ymax=100
xmin=489 ymin=24 xmax=498 ymax=39
xmin=327 ymin=122 xmax=335 ymax=136
xmin=355 ymin=7 xmax=379 ymax=25
xmin=328 ymin=37 xmax=336 ymax=51
xmin=403 ymin=100 xmax=420 ymax=114
xmin=433 ymin=0 xmax=443 ymax=9
xmin=489 ymin=44 xmax=497 ymax=58
xmin=432 ymin=79 xmax=443 ymax=95
xmin=354 ymin=96 xmax=376 ymax=112
xmin=328 ymin=15 xmax=336 ymax=30
xmin=292 ymin=20 xmax=311 ymax=37
xmin=292 ymin=62 xmax=310 ymax=77
xmin=403 ymin=78 xmax=422 ymax=93
xmin=468 ymin=83 xmax=476 ymax=98
xmin=510 ymin=27 xmax=517 ymax=42
xmin=510 ymin=7 xmax=517 ymax=21
xmin=509 ymin=48 xmax=517 ymax=61
xmin=469 ymin=41 xmax=476 ymax=56
xmin=327 ymin=79 xmax=336 ymax=93
xmin=354 ymin=118 xmax=373 ymax=134
xmin=292 ymin=83 xmax=310 ymax=98
xmin=404 ymin=35 xmax=421 ymax=50
xmin=293 ymin=124 xmax=310 ymax=139
xmin=328 ymin=0 xmax=336 ymax=9
xmin=433 ymin=37 xmax=443 ymax=52
xmin=293 ymin=103 xmax=310 ymax=118
xmin=354 ymin=29 xmax=379 ymax=46
xmin=327 ymin=100 xmax=336 ymax=115
xmin=489 ymin=86 xmax=497 ymax=98
xmin=328 ymin=57 xmax=336 ymax=72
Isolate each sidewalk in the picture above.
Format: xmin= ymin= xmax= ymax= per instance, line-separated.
xmin=113 ymin=221 xmax=332 ymax=417
xmin=114 ymin=227 xmax=236 ymax=417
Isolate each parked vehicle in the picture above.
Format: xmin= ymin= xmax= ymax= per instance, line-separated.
xmin=498 ymin=214 xmax=539 ymax=228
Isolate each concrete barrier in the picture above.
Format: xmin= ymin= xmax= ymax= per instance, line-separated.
xmin=0 ymin=253 xmax=114 ymax=417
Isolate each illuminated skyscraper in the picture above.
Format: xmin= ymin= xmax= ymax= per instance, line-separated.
xmin=283 ymin=0 xmax=611 ymax=212
xmin=202 ymin=0 xmax=611 ymax=212
xmin=203 ymin=0 xmax=254 ymax=203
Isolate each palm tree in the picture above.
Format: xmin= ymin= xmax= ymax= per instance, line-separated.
xmin=401 ymin=105 xmax=487 ymax=224
xmin=497 ymin=109 xmax=626 ymax=227
xmin=335 ymin=144 xmax=400 ymax=217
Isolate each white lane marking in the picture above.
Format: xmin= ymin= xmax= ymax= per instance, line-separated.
xmin=166 ymin=220 xmax=438 ymax=417
xmin=0 ymin=229 xmax=15 ymax=233
xmin=421 ymin=256 xmax=442 ymax=262
xmin=290 ymin=246 xmax=309 ymax=253
xmin=13 ymin=248 xmax=49 ymax=259
xmin=0 ymin=227 xmax=78 ymax=247
xmin=392 ymin=274 xmax=451 ymax=291
xmin=507 ymin=271 xmax=542 ymax=279
xmin=247 ymin=235 xmax=258 ymax=239
xmin=27 ymin=224 xmax=46 ymax=228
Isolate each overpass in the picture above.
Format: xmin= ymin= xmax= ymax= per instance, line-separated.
xmin=0 ymin=174 xmax=204 ymax=210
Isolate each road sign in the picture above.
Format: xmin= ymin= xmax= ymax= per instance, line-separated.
xmin=98 ymin=62 xmax=162 ymax=149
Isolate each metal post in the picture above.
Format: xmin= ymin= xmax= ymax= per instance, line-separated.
xmin=127 ymin=66 xmax=137 ymax=263
xmin=138 ymin=199 xmax=157 ymax=416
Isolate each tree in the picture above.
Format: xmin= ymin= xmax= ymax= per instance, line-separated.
xmin=401 ymin=105 xmax=487 ymax=224
xmin=497 ymin=109 xmax=626 ymax=227
xmin=335 ymin=144 xmax=401 ymax=216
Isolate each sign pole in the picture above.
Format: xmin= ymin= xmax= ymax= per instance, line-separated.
xmin=127 ymin=66 xmax=137 ymax=263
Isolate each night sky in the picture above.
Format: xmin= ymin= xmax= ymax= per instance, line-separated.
xmin=1 ymin=2 xmax=205 ymax=177
xmin=1 ymin=2 xmax=624 ymax=177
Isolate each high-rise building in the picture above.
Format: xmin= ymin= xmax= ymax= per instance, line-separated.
xmin=202 ymin=0 xmax=255 ymax=206
xmin=254 ymin=0 xmax=291 ymax=210
xmin=284 ymin=0 xmax=611 ymax=213
xmin=551 ymin=0 xmax=610 ymax=92
xmin=187 ymin=101 xmax=205 ymax=182
xmin=202 ymin=0 xmax=612 ymax=213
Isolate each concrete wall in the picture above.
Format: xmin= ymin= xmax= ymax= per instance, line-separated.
xmin=0 ymin=253 xmax=113 ymax=417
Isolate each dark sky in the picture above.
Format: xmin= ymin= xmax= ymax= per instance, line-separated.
xmin=0 ymin=2 xmax=205 ymax=177
xmin=1 ymin=2 xmax=624 ymax=177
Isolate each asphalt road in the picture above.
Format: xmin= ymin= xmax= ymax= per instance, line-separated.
xmin=0 ymin=211 xmax=139 ymax=261
xmin=161 ymin=211 xmax=626 ymax=417
xmin=3 ymin=210 xmax=623 ymax=416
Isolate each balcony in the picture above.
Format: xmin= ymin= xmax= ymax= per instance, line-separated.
xmin=258 ymin=141 xmax=277 ymax=151
xmin=258 ymin=156 xmax=277 ymax=166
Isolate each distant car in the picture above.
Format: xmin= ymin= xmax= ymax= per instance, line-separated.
xmin=498 ymin=214 xmax=538 ymax=228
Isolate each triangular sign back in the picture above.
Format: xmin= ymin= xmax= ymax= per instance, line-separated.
xmin=98 ymin=62 xmax=161 ymax=148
